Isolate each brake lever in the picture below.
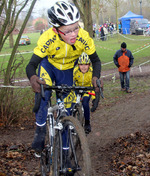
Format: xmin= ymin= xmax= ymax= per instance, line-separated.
xmin=96 ymin=79 xmax=104 ymax=99
xmin=39 ymin=78 xmax=45 ymax=98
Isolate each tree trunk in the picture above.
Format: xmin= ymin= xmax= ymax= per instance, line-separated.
xmin=9 ymin=32 xmax=14 ymax=48
xmin=73 ymin=0 xmax=93 ymax=37
xmin=83 ymin=0 xmax=93 ymax=37
xmin=4 ymin=0 xmax=37 ymax=86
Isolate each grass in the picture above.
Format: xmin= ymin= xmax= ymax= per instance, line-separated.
xmin=100 ymin=74 xmax=150 ymax=107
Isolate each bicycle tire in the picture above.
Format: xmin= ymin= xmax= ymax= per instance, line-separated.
xmin=73 ymin=104 xmax=84 ymax=126
xmin=52 ymin=116 xmax=92 ymax=176
xmin=40 ymin=120 xmax=52 ymax=176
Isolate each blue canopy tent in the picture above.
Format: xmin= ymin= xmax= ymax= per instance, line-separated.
xmin=118 ymin=11 xmax=143 ymax=34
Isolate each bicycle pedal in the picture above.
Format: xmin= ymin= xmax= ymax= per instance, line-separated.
xmin=34 ymin=152 xmax=41 ymax=158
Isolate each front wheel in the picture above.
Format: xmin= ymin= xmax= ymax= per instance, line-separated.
xmin=72 ymin=103 xmax=84 ymax=126
xmin=52 ymin=116 xmax=92 ymax=176
xmin=40 ymin=120 xmax=52 ymax=176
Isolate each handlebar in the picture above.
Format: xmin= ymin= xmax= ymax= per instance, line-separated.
xmin=33 ymin=84 xmax=94 ymax=113
xmin=41 ymin=85 xmax=94 ymax=99
xmin=33 ymin=78 xmax=104 ymax=113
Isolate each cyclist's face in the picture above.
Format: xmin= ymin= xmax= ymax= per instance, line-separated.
xmin=78 ymin=64 xmax=90 ymax=74
xmin=58 ymin=22 xmax=79 ymax=45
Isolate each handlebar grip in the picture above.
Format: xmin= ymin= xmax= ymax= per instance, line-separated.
xmin=33 ymin=93 xmax=42 ymax=113
xmin=88 ymin=92 xmax=95 ymax=96
xmin=96 ymin=79 xmax=101 ymax=88
xmin=39 ymin=78 xmax=45 ymax=98
xmin=41 ymin=84 xmax=45 ymax=98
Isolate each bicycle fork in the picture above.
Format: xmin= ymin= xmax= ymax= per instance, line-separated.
xmin=60 ymin=125 xmax=81 ymax=174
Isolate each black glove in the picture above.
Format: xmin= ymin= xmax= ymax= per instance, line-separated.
xmin=30 ymin=75 xmax=45 ymax=93
xmin=91 ymin=92 xmax=100 ymax=112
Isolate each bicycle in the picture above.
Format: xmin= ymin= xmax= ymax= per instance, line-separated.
xmin=71 ymin=88 xmax=95 ymax=127
xmin=33 ymin=84 xmax=94 ymax=176
xmin=71 ymin=79 xmax=104 ymax=131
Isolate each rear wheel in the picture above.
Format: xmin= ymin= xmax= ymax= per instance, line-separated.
xmin=52 ymin=116 xmax=92 ymax=176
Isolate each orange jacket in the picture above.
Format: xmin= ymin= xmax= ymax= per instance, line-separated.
xmin=113 ymin=49 xmax=134 ymax=72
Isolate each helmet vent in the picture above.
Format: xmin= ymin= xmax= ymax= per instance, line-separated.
xmin=62 ymin=3 xmax=68 ymax=10
xmin=76 ymin=12 xmax=79 ymax=19
xmin=70 ymin=5 xmax=74 ymax=12
xmin=57 ymin=9 xmax=64 ymax=16
xmin=51 ymin=7 xmax=55 ymax=13
xmin=58 ymin=18 xmax=67 ymax=24
xmin=68 ymin=12 xmax=73 ymax=20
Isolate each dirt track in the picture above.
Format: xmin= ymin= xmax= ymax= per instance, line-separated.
xmin=89 ymin=87 xmax=150 ymax=175
xmin=0 ymin=69 xmax=150 ymax=175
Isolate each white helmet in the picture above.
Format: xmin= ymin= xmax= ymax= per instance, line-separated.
xmin=47 ymin=1 xmax=80 ymax=27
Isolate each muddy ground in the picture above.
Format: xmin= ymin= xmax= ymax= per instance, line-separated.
xmin=0 ymin=69 xmax=150 ymax=176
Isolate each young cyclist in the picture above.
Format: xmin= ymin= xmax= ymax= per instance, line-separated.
xmin=26 ymin=1 xmax=101 ymax=156
xmin=73 ymin=52 xmax=97 ymax=134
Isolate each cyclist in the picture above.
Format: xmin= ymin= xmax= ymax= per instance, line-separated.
xmin=26 ymin=1 xmax=101 ymax=156
xmin=73 ymin=52 xmax=101 ymax=134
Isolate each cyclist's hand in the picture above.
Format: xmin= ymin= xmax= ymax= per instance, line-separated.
xmin=30 ymin=75 xmax=45 ymax=93
xmin=91 ymin=92 xmax=100 ymax=112
xmin=92 ymin=76 xmax=99 ymax=93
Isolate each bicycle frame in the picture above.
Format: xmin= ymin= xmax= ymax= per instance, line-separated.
xmin=34 ymin=84 xmax=101 ymax=175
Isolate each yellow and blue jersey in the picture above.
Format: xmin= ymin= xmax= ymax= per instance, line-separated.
xmin=34 ymin=27 xmax=96 ymax=70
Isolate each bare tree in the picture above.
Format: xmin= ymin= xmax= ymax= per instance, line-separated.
xmin=107 ymin=0 xmax=123 ymax=31
xmin=92 ymin=0 xmax=109 ymax=26
xmin=4 ymin=0 xmax=37 ymax=86
xmin=0 ymin=0 xmax=29 ymax=51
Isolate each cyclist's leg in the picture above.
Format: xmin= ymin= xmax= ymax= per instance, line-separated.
xmin=82 ymin=95 xmax=91 ymax=133
xmin=53 ymin=67 xmax=76 ymax=166
xmin=32 ymin=58 xmax=55 ymax=152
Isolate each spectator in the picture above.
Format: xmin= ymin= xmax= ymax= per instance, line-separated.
xmin=103 ymin=26 xmax=108 ymax=40
xmin=93 ymin=28 xmax=96 ymax=38
xmin=95 ymin=28 xmax=99 ymax=39
xmin=40 ymin=29 xmax=43 ymax=35
xmin=113 ymin=42 xmax=134 ymax=93
xmin=119 ymin=22 xmax=122 ymax=33
xmin=100 ymin=25 xmax=105 ymax=41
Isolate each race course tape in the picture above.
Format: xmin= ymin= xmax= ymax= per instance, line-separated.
xmin=0 ymin=51 xmax=33 ymax=57
xmin=0 ymin=85 xmax=31 ymax=88
xmin=118 ymin=33 xmax=150 ymax=41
